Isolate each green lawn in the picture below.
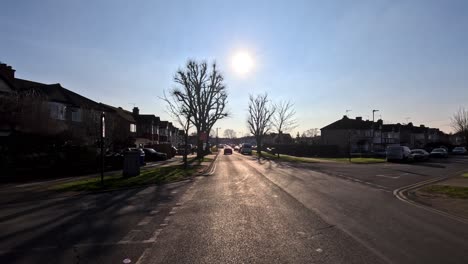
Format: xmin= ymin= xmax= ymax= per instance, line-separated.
xmin=52 ymin=165 xmax=197 ymax=192
xmin=323 ymin=157 xmax=387 ymax=164
xmin=254 ymin=151 xmax=385 ymax=164
xmin=462 ymin=172 xmax=468 ymax=178
xmin=421 ymin=185 xmax=468 ymax=199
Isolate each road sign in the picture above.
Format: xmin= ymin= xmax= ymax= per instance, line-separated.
xmin=199 ymin=131 xmax=207 ymax=141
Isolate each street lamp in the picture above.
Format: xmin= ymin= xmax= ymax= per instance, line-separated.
xmin=100 ymin=112 xmax=105 ymax=185
xmin=371 ymin=110 xmax=379 ymax=152
xmin=216 ymin=127 xmax=221 ymax=146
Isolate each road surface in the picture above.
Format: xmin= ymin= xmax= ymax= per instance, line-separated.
xmin=1 ymin=152 xmax=467 ymax=263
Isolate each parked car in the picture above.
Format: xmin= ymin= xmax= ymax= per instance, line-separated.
xmin=452 ymin=146 xmax=467 ymax=155
xmin=224 ymin=148 xmax=233 ymax=155
xmin=240 ymin=143 xmax=253 ymax=155
xmin=143 ymin=148 xmax=167 ymax=161
xmin=218 ymin=144 xmax=225 ymax=149
xmin=234 ymin=146 xmax=240 ymax=151
xmin=410 ymin=149 xmax=430 ymax=161
xmin=386 ymin=146 xmax=412 ymax=162
xmin=430 ymin=148 xmax=448 ymax=158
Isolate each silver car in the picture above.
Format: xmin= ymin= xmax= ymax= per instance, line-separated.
xmin=386 ymin=146 xmax=412 ymax=162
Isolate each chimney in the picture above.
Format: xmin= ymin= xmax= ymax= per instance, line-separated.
xmin=356 ymin=116 xmax=362 ymax=121
xmin=132 ymin=107 xmax=139 ymax=116
xmin=0 ymin=63 xmax=15 ymax=82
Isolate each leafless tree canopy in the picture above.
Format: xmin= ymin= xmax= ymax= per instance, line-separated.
xmin=171 ymin=60 xmax=229 ymax=157
xmin=451 ymin=107 xmax=468 ymax=144
xmin=247 ymin=93 xmax=275 ymax=155
xmin=272 ymin=100 xmax=297 ymax=135
xmin=302 ymin=128 xmax=320 ymax=138
xmin=161 ymin=91 xmax=192 ymax=167
xmin=223 ymin=129 xmax=237 ymax=139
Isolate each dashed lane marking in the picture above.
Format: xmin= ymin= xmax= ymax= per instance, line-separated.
xmin=137 ymin=216 xmax=153 ymax=226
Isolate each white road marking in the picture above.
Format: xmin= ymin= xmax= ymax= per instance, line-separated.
xmin=137 ymin=216 xmax=153 ymax=226
xmin=119 ymin=230 xmax=140 ymax=243
xmin=143 ymin=228 xmax=162 ymax=243
xmin=149 ymin=210 xmax=159 ymax=215
xmin=376 ymin=174 xmax=403 ymax=179
xmin=316 ymin=248 xmax=323 ymax=253
xmin=136 ymin=248 xmax=151 ymax=264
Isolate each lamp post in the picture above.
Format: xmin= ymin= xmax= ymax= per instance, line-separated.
xmin=372 ymin=110 xmax=379 ymax=152
xmin=216 ymin=127 xmax=221 ymax=147
xmin=100 ymin=112 xmax=105 ymax=185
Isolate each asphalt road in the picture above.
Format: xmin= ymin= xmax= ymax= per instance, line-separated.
xmin=1 ymin=153 xmax=467 ymax=263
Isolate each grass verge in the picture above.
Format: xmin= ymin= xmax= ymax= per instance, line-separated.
xmin=323 ymin=157 xmax=386 ymax=164
xmin=254 ymin=151 xmax=385 ymax=164
xmin=52 ymin=165 xmax=198 ymax=192
xmin=421 ymin=185 xmax=468 ymax=199
xmin=462 ymin=172 xmax=468 ymax=178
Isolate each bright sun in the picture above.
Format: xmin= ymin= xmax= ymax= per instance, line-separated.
xmin=232 ymin=51 xmax=254 ymax=75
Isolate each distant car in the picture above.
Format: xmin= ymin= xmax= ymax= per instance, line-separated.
xmin=224 ymin=148 xmax=233 ymax=155
xmin=452 ymin=147 xmax=467 ymax=155
xmin=143 ymin=148 xmax=167 ymax=161
xmin=430 ymin=148 xmax=448 ymax=158
xmin=240 ymin=143 xmax=253 ymax=155
xmin=234 ymin=146 xmax=240 ymax=151
xmin=411 ymin=149 xmax=430 ymax=161
xmin=386 ymin=146 xmax=412 ymax=162
xmin=217 ymin=144 xmax=224 ymax=149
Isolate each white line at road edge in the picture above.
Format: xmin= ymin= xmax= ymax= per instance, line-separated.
xmin=393 ymin=173 xmax=468 ymax=225
xmin=203 ymin=153 xmax=220 ymax=176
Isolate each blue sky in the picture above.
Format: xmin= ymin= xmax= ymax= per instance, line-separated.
xmin=2 ymin=0 xmax=468 ymax=135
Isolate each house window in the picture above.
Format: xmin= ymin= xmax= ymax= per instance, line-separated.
xmin=49 ymin=102 xmax=66 ymax=120
xmin=130 ymin=124 xmax=136 ymax=133
xmin=71 ymin=108 xmax=82 ymax=122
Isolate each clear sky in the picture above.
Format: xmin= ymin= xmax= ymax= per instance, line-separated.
xmin=2 ymin=0 xmax=468 ymax=135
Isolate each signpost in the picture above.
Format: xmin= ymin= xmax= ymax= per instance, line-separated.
xmin=100 ymin=112 xmax=105 ymax=185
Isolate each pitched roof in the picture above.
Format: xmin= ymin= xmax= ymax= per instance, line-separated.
xmin=13 ymin=78 xmax=48 ymax=90
xmin=321 ymin=116 xmax=373 ymax=130
xmin=31 ymin=83 xmax=101 ymax=109
xmin=100 ymin=104 xmax=135 ymax=123
xmin=135 ymin=114 xmax=160 ymax=123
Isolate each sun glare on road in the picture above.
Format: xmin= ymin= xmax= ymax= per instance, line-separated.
xmin=232 ymin=51 xmax=254 ymax=75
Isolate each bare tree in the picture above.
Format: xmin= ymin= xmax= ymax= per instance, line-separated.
xmin=172 ymin=60 xmax=229 ymax=158
xmin=302 ymin=128 xmax=320 ymax=138
xmin=161 ymin=91 xmax=192 ymax=168
xmin=451 ymin=107 xmax=468 ymax=145
xmin=223 ymin=129 xmax=237 ymax=139
xmin=247 ymin=93 xmax=275 ymax=157
xmin=272 ymin=100 xmax=297 ymax=143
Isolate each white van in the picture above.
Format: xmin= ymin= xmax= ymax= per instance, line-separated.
xmin=386 ymin=146 xmax=412 ymax=162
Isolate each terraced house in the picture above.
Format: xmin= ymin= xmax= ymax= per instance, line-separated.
xmin=321 ymin=115 xmax=450 ymax=154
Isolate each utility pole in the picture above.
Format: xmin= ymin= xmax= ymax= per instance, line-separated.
xmin=216 ymin=127 xmax=220 ymax=147
xmin=100 ymin=112 xmax=106 ymax=185
xmin=372 ymin=110 xmax=379 ymax=152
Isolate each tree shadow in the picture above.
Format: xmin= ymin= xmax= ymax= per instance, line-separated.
xmin=0 ymin=182 xmax=186 ymax=263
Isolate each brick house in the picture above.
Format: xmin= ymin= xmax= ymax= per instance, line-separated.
xmin=132 ymin=107 xmax=161 ymax=146
xmin=0 ymin=63 xmax=136 ymax=149
xmin=321 ymin=116 xmax=449 ymax=154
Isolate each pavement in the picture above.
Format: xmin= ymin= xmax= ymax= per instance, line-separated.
xmin=0 ymin=156 xmax=189 ymax=205
xmin=1 ymin=152 xmax=467 ymax=263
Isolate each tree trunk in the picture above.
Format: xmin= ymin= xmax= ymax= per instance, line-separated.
xmin=183 ymin=133 xmax=189 ymax=169
xmin=256 ymin=136 xmax=262 ymax=157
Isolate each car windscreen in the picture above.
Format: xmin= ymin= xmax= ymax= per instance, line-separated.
xmin=243 ymin=144 xmax=252 ymax=148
